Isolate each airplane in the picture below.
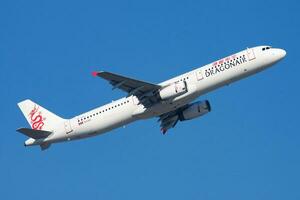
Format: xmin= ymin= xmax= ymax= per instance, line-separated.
xmin=17 ymin=45 xmax=286 ymax=150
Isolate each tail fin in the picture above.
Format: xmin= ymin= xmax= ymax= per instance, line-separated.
xmin=17 ymin=99 xmax=65 ymax=131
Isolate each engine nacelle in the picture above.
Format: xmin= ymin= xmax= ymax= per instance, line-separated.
xmin=159 ymin=81 xmax=187 ymax=100
xmin=179 ymin=100 xmax=211 ymax=121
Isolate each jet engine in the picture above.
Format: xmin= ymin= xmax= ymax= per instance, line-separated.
xmin=159 ymin=81 xmax=187 ymax=100
xmin=179 ymin=100 xmax=211 ymax=121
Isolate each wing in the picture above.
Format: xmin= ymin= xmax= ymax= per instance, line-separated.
xmin=92 ymin=71 xmax=161 ymax=106
xmin=158 ymin=105 xmax=189 ymax=134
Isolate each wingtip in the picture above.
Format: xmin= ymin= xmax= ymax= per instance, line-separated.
xmin=92 ymin=71 xmax=98 ymax=77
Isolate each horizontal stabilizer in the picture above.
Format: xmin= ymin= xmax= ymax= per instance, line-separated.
xmin=17 ymin=128 xmax=52 ymax=139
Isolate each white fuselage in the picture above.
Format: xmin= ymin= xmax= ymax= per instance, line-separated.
xmin=25 ymin=46 xmax=286 ymax=146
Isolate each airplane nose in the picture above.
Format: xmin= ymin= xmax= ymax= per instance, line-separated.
xmin=278 ymin=49 xmax=286 ymax=59
xmin=271 ymin=48 xmax=286 ymax=62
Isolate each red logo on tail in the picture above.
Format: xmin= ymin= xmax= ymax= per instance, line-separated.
xmin=28 ymin=105 xmax=45 ymax=130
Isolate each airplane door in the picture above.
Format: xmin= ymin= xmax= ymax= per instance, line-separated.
xmin=64 ymin=120 xmax=73 ymax=134
xmin=246 ymin=48 xmax=256 ymax=61
xmin=196 ymin=70 xmax=204 ymax=81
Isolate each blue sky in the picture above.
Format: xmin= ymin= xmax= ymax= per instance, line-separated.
xmin=1 ymin=0 xmax=300 ymax=199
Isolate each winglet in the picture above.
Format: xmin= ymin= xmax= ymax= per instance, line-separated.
xmin=92 ymin=71 xmax=98 ymax=77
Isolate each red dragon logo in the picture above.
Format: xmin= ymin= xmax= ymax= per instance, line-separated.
xmin=28 ymin=104 xmax=46 ymax=130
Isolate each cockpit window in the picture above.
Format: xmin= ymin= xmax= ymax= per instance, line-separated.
xmin=262 ymin=46 xmax=271 ymax=51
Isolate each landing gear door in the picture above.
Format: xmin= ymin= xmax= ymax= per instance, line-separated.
xmin=246 ymin=48 xmax=256 ymax=61
xmin=64 ymin=120 xmax=73 ymax=134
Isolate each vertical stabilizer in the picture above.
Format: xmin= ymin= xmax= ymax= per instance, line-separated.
xmin=17 ymin=99 xmax=65 ymax=131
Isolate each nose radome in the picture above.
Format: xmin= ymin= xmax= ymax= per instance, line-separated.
xmin=277 ymin=48 xmax=286 ymax=60
xmin=279 ymin=49 xmax=286 ymax=59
